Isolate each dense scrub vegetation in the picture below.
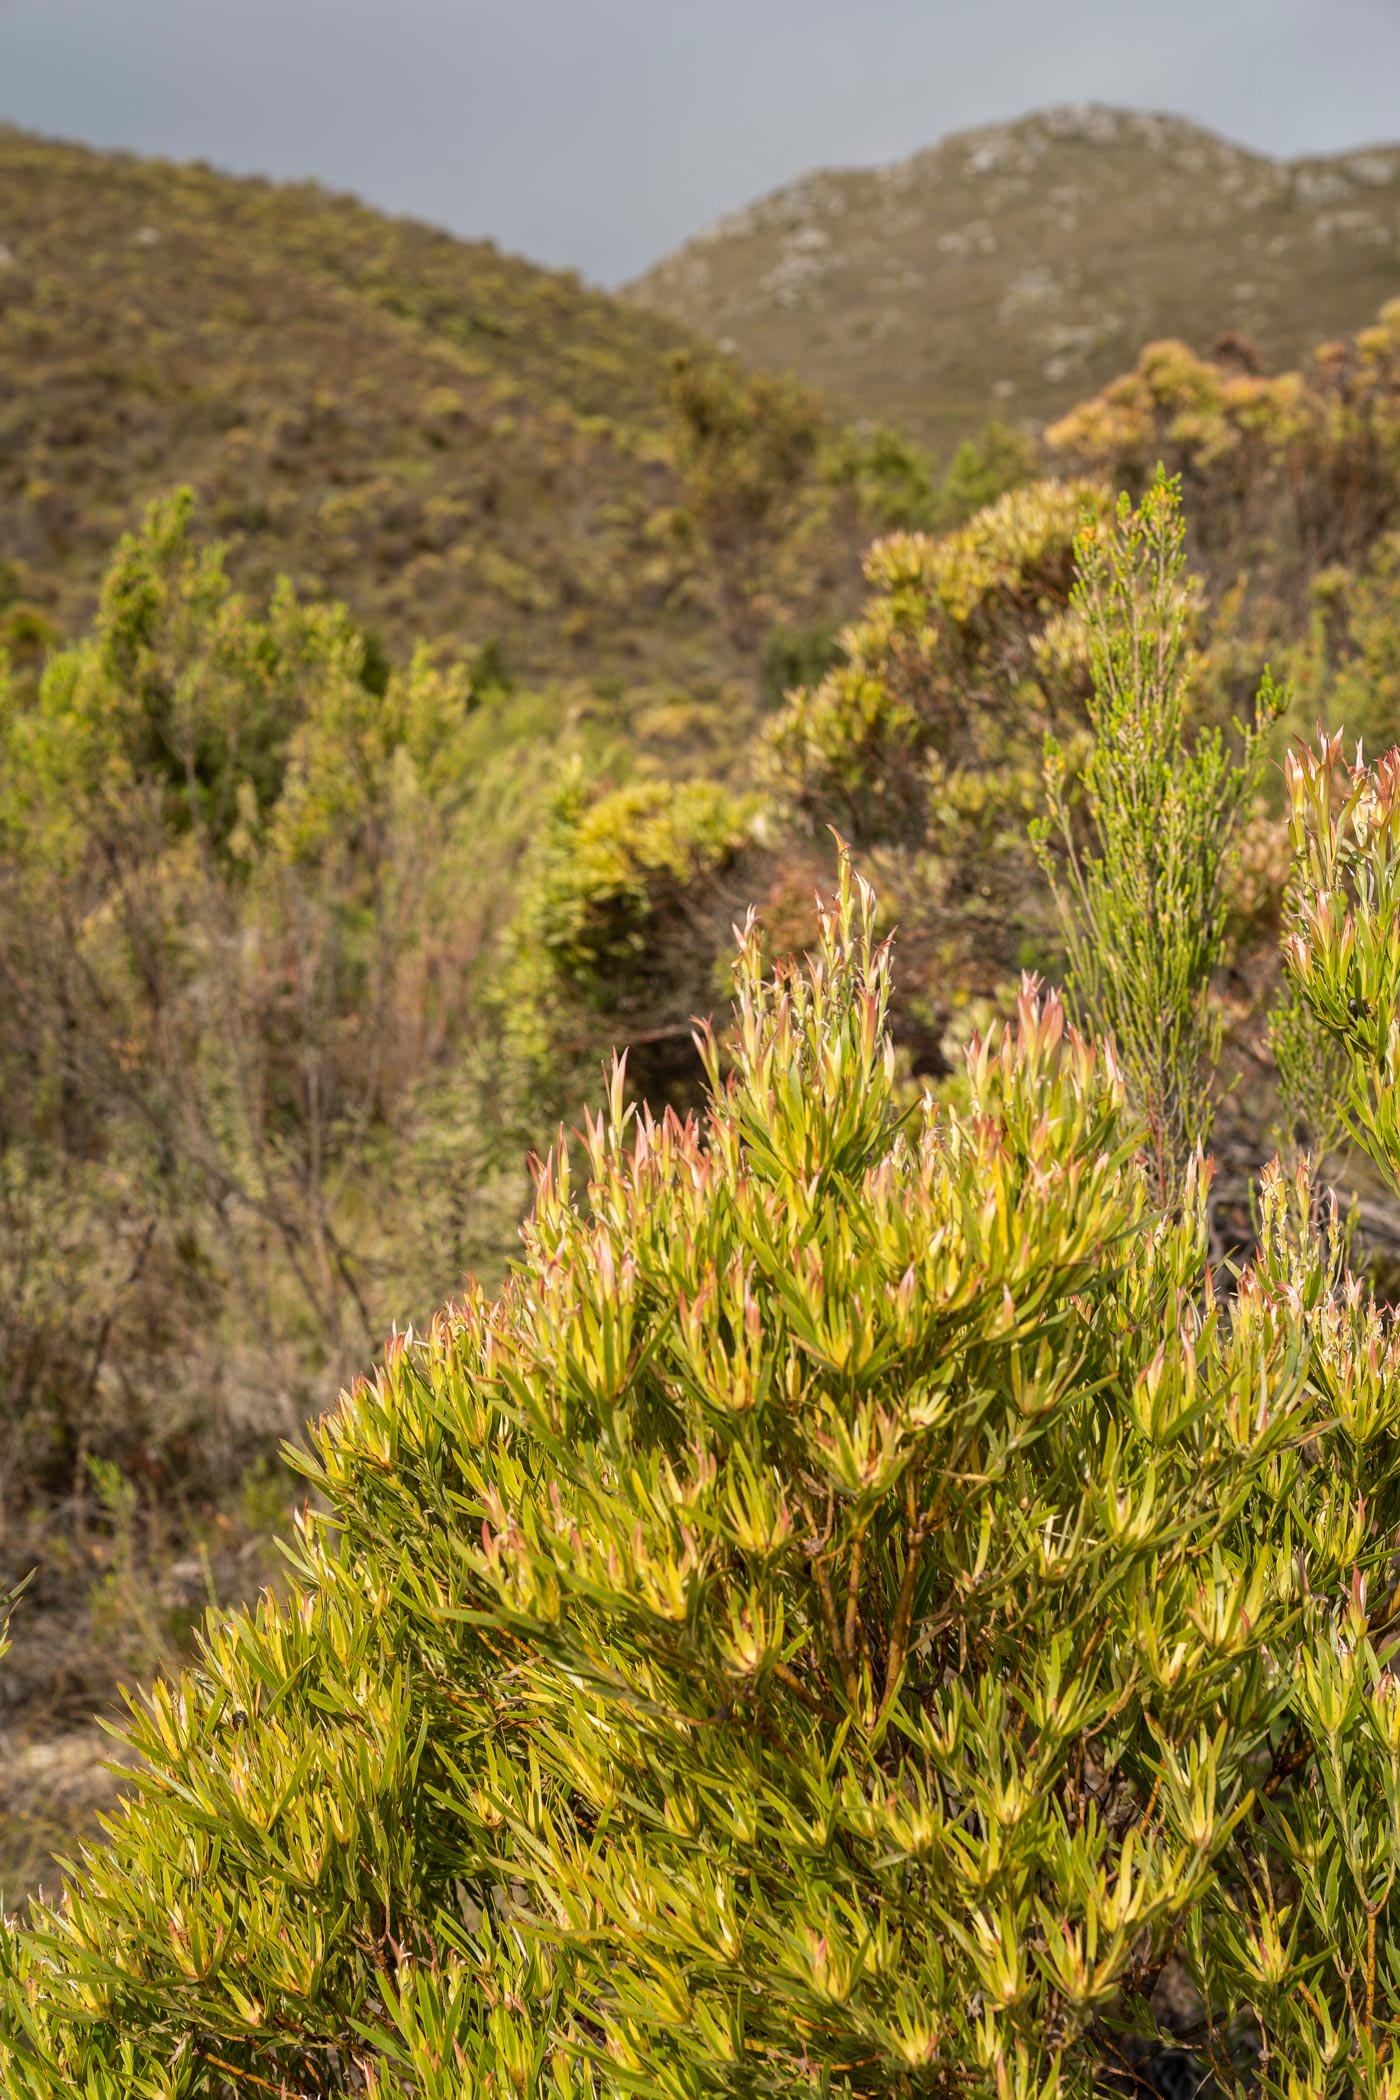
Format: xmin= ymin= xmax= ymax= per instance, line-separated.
xmin=6 ymin=123 xmax=1400 ymax=2080
xmin=10 ymin=780 xmax=1400 ymax=2089
xmin=4 ymin=280 xmax=1400 ymax=1878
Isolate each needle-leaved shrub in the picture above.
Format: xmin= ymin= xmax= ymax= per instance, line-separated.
xmin=1033 ymin=473 xmax=1283 ymax=1208
xmin=9 ymin=822 xmax=1400 ymax=2094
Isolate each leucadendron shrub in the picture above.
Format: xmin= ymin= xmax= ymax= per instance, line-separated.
xmin=8 ymin=854 xmax=1400 ymax=2097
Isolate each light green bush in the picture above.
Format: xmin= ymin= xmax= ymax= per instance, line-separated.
xmin=10 ymin=845 xmax=1400 ymax=2094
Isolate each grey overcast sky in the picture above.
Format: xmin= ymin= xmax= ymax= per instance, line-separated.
xmin=2 ymin=0 xmax=1399 ymax=285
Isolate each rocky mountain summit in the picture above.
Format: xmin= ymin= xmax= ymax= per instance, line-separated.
xmin=626 ymin=104 xmax=1400 ymax=449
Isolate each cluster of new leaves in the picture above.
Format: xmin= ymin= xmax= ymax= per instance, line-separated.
xmin=1033 ymin=472 xmax=1283 ymax=1208
xmin=11 ymin=854 xmax=1400 ymax=2095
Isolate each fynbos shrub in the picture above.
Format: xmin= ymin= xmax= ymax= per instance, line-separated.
xmin=10 ymin=849 xmax=1400 ymax=2096
xmin=1034 ymin=473 xmax=1283 ymax=1207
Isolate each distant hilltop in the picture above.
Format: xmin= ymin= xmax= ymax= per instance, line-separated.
xmin=0 ymin=123 xmax=741 ymax=698
xmin=624 ymin=104 xmax=1400 ymax=450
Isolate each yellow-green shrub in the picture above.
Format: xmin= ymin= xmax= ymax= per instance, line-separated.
xmin=1049 ymin=299 xmax=1400 ymax=573
xmin=10 ymin=857 xmax=1400 ymax=2094
xmin=764 ymin=478 xmax=1103 ymax=843
xmin=498 ymin=767 xmax=759 ymax=1113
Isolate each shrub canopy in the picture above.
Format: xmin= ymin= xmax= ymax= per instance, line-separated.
xmin=9 ymin=832 xmax=1400 ymax=2096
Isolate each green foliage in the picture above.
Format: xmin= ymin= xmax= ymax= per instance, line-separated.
xmin=755 ymin=476 xmax=1112 ymax=1081
xmin=0 ymin=493 xmax=523 ymax=1516
xmin=1 ymin=486 xmax=398 ymax=857
xmin=1033 ymin=473 xmax=1282 ymax=1206
xmin=825 ymin=422 xmax=941 ymax=531
xmin=766 ymin=477 xmax=1101 ymax=844
xmin=11 ymin=144 xmax=1400 ymax=2082
xmin=825 ymin=418 xmax=1039 ymax=541
xmin=499 ymin=767 xmax=759 ymax=1113
xmin=935 ymin=419 xmax=1041 ymax=527
xmin=12 ymin=859 xmax=1400 ymax=2093
xmin=1284 ymin=730 xmax=1400 ymax=1190
xmin=522 ymin=774 xmax=757 ymax=986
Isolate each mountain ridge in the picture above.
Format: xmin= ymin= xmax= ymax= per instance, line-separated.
xmin=625 ymin=103 xmax=1400 ymax=449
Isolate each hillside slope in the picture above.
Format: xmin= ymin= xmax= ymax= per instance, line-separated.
xmin=0 ymin=125 xmax=843 ymax=737
xmin=626 ymin=104 xmax=1400 ymax=451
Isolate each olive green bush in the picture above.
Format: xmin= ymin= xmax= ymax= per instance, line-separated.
xmin=10 ymin=841 xmax=1400 ymax=2095
xmin=0 ymin=491 xmax=523 ymax=1514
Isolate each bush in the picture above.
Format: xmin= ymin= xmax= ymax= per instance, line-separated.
xmin=824 ymin=420 xmax=1038 ymax=538
xmin=1033 ymin=473 xmax=1283 ymax=1207
xmin=0 ymin=492 xmax=514 ymax=1515
xmin=1048 ymin=301 xmax=1400 ymax=576
xmin=11 ymin=836 xmax=1400 ymax=2094
xmin=824 ymin=422 xmax=941 ymax=532
xmin=668 ymin=353 xmax=826 ymax=650
xmin=764 ymin=477 xmax=1103 ymax=844
xmin=498 ymin=767 xmax=759 ymax=1114
xmin=934 ymin=418 xmax=1041 ymax=528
